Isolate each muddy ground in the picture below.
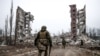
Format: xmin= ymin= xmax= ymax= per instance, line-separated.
xmin=0 ymin=45 xmax=100 ymax=56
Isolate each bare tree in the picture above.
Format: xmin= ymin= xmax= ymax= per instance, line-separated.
xmin=5 ymin=16 xmax=8 ymax=45
xmin=92 ymin=28 xmax=96 ymax=38
xmin=9 ymin=0 xmax=13 ymax=45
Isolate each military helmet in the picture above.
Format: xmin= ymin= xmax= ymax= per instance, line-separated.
xmin=41 ymin=26 xmax=47 ymax=29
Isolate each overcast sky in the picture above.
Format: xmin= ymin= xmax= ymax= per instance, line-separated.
xmin=0 ymin=0 xmax=100 ymax=35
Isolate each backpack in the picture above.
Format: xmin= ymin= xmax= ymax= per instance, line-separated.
xmin=39 ymin=31 xmax=49 ymax=46
xmin=39 ymin=31 xmax=47 ymax=39
xmin=37 ymin=31 xmax=49 ymax=50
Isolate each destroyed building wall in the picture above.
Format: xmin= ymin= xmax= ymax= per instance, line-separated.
xmin=25 ymin=12 xmax=34 ymax=38
xmin=69 ymin=4 xmax=77 ymax=39
xmin=77 ymin=5 xmax=86 ymax=35
xmin=15 ymin=6 xmax=34 ymax=42
xmin=69 ymin=5 xmax=86 ymax=39
xmin=15 ymin=7 xmax=25 ymax=40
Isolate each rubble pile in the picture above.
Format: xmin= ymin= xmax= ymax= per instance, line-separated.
xmin=0 ymin=45 xmax=36 ymax=56
xmin=78 ymin=34 xmax=100 ymax=47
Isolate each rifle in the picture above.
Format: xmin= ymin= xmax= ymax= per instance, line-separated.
xmin=48 ymin=45 xmax=51 ymax=56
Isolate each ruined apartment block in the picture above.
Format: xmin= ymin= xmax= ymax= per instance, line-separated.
xmin=77 ymin=5 xmax=86 ymax=35
xmin=69 ymin=4 xmax=77 ymax=39
xmin=15 ymin=6 xmax=34 ymax=42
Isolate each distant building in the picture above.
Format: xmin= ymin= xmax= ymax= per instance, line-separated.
xmin=96 ymin=29 xmax=100 ymax=36
xmin=93 ymin=36 xmax=100 ymax=40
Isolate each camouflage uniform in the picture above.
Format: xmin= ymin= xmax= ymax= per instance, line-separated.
xmin=34 ymin=26 xmax=52 ymax=56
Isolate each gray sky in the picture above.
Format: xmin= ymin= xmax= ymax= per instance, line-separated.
xmin=0 ymin=0 xmax=100 ymax=35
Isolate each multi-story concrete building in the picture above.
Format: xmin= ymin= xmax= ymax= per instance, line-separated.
xmin=77 ymin=5 xmax=86 ymax=35
xmin=15 ymin=6 xmax=34 ymax=42
xmin=69 ymin=4 xmax=77 ymax=40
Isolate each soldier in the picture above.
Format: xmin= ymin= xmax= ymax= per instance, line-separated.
xmin=61 ymin=37 xmax=66 ymax=48
xmin=80 ymin=39 xmax=83 ymax=46
xmin=34 ymin=26 xmax=52 ymax=56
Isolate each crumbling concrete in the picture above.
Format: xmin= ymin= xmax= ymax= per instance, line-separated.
xmin=15 ymin=6 xmax=34 ymax=43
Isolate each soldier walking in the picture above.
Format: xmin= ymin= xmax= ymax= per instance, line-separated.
xmin=61 ymin=37 xmax=66 ymax=48
xmin=34 ymin=26 xmax=52 ymax=56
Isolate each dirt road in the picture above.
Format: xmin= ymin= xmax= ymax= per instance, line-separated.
xmin=1 ymin=46 xmax=100 ymax=56
xmin=13 ymin=47 xmax=98 ymax=56
xmin=51 ymin=47 xmax=93 ymax=56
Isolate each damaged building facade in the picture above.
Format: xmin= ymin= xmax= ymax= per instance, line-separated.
xmin=77 ymin=5 xmax=86 ymax=36
xmin=15 ymin=6 xmax=34 ymax=42
xmin=69 ymin=4 xmax=86 ymax=40
xmin=69 ymin=4 xmax=77 ymax=40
